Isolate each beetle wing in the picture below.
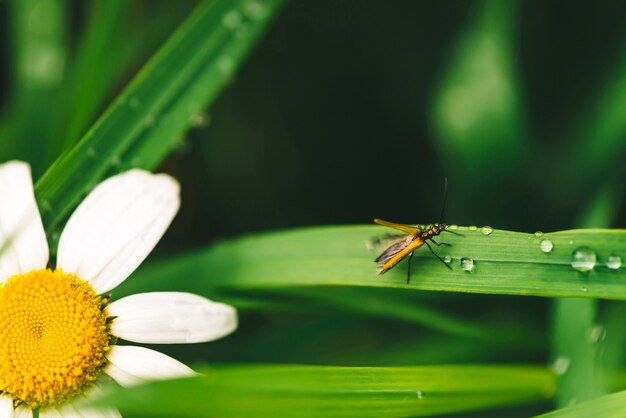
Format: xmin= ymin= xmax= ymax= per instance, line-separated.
xmin=374 ymin=235 xmax=413 ymax=264
xmin=374 ymin=218 xmax=422 ymax=235
xmin=377 ymin=237 xmax=425 ymax=273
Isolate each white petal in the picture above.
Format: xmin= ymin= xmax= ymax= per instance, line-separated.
xmin=40 ymin=385 xmax=121 ymax=418
xmin=57 ymin=169 xmax=180 ymax=294
xmin=0 ymin=161 xmax=48 ymax=282
xmin=0 ymin=395 xmax=14 ymax=418
xmin=105 ymin=345 xmax=195 ymax=387
xmin=39 ymin=408 xmax=63 ymax=418
xmin=108 ymin=292 xmax=238 ymax=344
xmin=14 ymin=405 xmax=31 ymax=418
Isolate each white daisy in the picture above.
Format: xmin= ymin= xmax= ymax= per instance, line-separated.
xmin=0 ymin=161 xmax=238 ymax=417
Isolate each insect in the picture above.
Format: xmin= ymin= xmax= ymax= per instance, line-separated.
xmin=372 ymin=181 xmax=462 ymax=283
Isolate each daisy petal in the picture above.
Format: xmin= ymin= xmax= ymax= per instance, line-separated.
xmin=57 ymin=170 xmax=180 ymax=294
xmin=14 ymin=405 xmax=31 ymax=418
xmin=108 ymin=292 xmax=238 ymax=344
xmin=0 ymin=161 xmax=48 ymax=282
xmin=39 ymin=409 xmax=62 ymax=417
xmin=0 ymin=395 xmax=14 ymax=418
xmin=42 ymin=385 xmax=122 ymax=418
xmin=105 ymin=345 xmax=195 ymax=387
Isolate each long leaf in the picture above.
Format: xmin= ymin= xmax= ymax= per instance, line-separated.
xmin=89 ymin=364 xmax=555 ymax=418
xmin=34 ymin=0 xmax=285 ymax=235
xmin=535 ymin=389 xmax=626 ymax=417
xmin=120 ymin=225 xmax=626 ymax=300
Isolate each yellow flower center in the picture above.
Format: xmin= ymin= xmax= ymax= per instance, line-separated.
xmin=0 ymin=269 xmax=110 ymax=408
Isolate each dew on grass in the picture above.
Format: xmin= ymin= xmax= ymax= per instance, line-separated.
xmin=570 ymin=247 xmax=596 ymax=272
xmin=539 ymin=239 xmax=553 ymax=253
xmin=480 ymin=226 xmax=493 ymax=235
xmin=553 ymin=356 xmax=570 ymax=375
xmin=606 ymin=255 xmax=621 ymax=270
xmin=460 ymin=257 xmax=474 ymax=271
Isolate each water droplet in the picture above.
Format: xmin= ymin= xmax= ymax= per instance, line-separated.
xmin=469 ymin=225 xmax=477 ymax=231
xmin=480 ymin=226 xmax=493 ymax=235
xmin=443 ymin=255 xmax=452 ymax=264
xmin=217 ymin=56 xmax=235 ymax=75
xmin=191 ymin=113 xmax=211 ymax=128
xmin=570 ymin=247 xmax=597 ymax=272
xmin=539 ymin=239 xmax=553 ymax=253
xmin=553 ymin=356 xmax=570 ymax=375
xmin=460 ymin=257 xmax=474 ymax=271
xmin=447 ymin=224 xmax=459 ymax=230
xmin=222 ymin=10 xmax=242 ymax=29
xmin=534 ymin=231 xmax=544 ymax=237
xmin=606 ymin=254 xmax=621 ymax=270
xmin=568 ymin=240 xmax=574 ymax=245
xmin=581 ymin=287 xmax=588 ymax=293
xmin=589 ymin=324 xmax=606 ymax=343
xmin=416 ymin=390 xmax=424 ymax=399
xmin=244 ymin=0 xmax=265 ymax=19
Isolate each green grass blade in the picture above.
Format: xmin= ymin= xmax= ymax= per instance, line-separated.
xmin=34 ymin=0 xmax=285 ymax=234
xmin=115 ymin=2 xmax=284 ymax=173
xmin=90 ymin=364 xmax=555 ymax=418
xmin=551 ymin=186 xmax=613 ymax=407
xmin=120 ymin=225 xmax=626 ymax=300
xmin=534 ymin=390 xmax=626 ymax=417
xmin=551 ymin=299 xmax=603 ymax=406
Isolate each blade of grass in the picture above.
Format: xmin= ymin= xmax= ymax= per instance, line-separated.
xmin=118 ymin=225 xmax=626 ymax=301
xmin=89 ymin=364 xmax=555 ymax=418
xmin=56 ymin=1 xmax=212 ymax=157
xmin=551 ymin=183 xmax=617 ymax=406
xmin=534 ymin=389 xmax=626 ymax=417
xmin=602 ymin=301 xmax=626 ymax=389
xmin=34 ymin=0 xmax=285 ymax=238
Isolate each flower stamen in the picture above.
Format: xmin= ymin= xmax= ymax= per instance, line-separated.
xmin=0 ymin=269 xmax=110 ymax=408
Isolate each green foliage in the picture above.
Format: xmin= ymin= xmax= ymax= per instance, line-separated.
xmin=535 ymin=390 xmax=626 ymax=418
xmin=118 ymin=226 xmax=626 ymax=300
xmin=33 ymin=0 xmax=284 ymax=236
xmin=3 ymin=0 xmax=626 ymax=417
xmin=89 ymin=364 xmax=555 ymax=418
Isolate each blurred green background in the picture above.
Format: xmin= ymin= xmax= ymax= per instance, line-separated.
xmin=3 ymin=0 xmax=624 ymax=240
xmin=1 ymin=1 xmax=626 ymax=416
